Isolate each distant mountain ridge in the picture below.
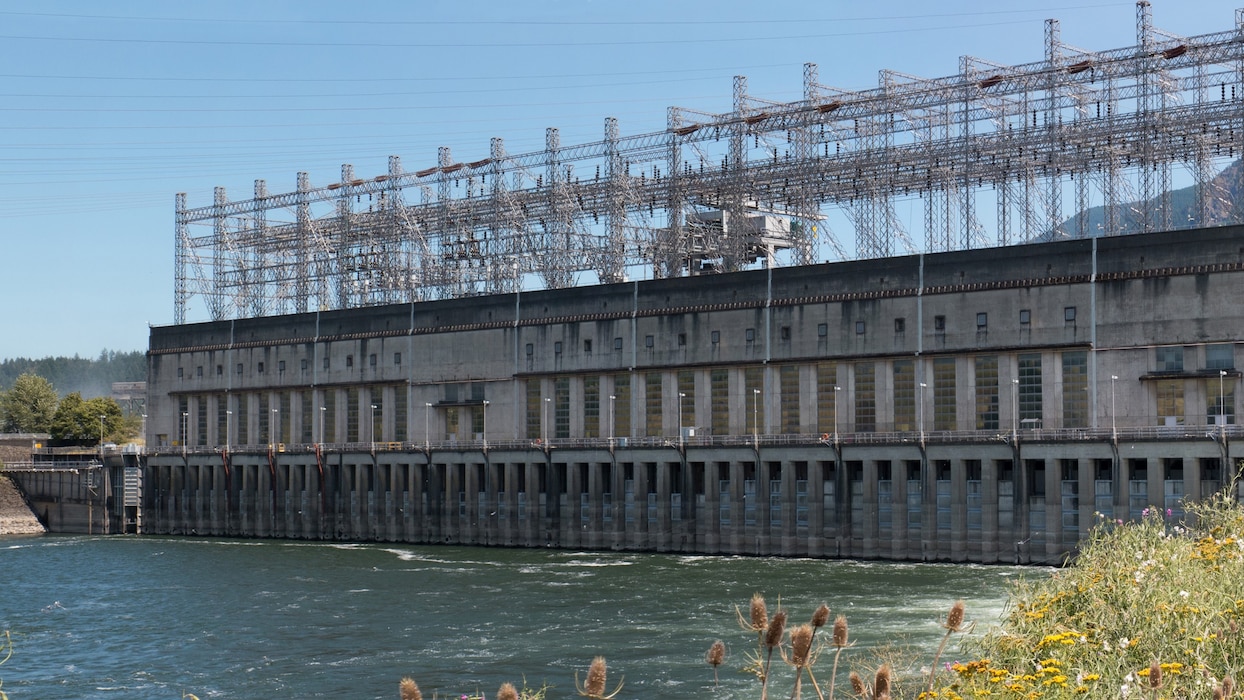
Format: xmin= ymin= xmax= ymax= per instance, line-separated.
xmin=1047 ymin=159 xmax=1243 ymax=240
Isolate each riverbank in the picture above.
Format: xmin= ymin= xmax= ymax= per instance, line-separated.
xmin=0 ymin=475 xmax=45 ymax=534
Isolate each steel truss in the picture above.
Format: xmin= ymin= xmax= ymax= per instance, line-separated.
xmin=175 ymin=3 xmax=1244 ymax=323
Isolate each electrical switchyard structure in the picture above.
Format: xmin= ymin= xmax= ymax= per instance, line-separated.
xmin=175 ymin=3 xmax=1244 ymax=324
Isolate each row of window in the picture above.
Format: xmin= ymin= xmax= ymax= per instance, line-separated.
xmin=177 ymin=352 xmax=404 ymax=379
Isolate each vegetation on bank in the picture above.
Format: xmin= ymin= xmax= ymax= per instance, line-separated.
xmin=0 ymin=372 xmax=137 ymax=443
xmin=396 ymin=481 xmax=1244 ymax=700
xmin=0 ymin=350 xmax=144 ymax=399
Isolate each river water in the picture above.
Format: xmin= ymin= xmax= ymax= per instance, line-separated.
xmin=0 ymin=535 xmax=1035 ymax=699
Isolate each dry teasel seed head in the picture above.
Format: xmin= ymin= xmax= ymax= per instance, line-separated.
xmin=585 ymin=656 xmax=608 ymax=697
xmin=706 ymin=639 xmax=726 ymax=668
xmin=811 ymin=603 xmax=830 ymax=629
xmin=832 ymin=614 xmax=849 ymax=648
xmin=399 ymin=677 xmax=422 ymax=700
xmin=765 ymin=610 xmax=788 ymax=650
xmin=790 ymin=624 xmax=813 ymax=668
xmin=1214 ymin=686 xmax=1225 ymax=700
xmin=874 ymin=664 xmax=892 ymax=699
xmin=943 ymin=600 xmax=966 ymax=632
xmin=849 ymin=671 xmax=867 ymax=697
xmin=750 ymin=593 xmax=769 ymax=632
xmin=497 ymin=682 xmax=519 ymax=700
xmin=1149 ymin=660 xmax=1163 ymax=689
xmin=1224 ymin=676 xmax=1236 ymax=697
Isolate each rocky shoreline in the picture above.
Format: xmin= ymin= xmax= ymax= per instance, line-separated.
xmin=0 ymin=475 xmax=45 ymax=535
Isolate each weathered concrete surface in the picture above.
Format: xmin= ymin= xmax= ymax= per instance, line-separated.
xmin=0 ymin=475 xmax=46 ymax=535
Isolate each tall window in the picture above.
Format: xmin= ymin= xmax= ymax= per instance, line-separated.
xmin=555 ymin=377 xmax=570 ymax=439
xmin=854 ymin=362 xmax=876 ymax=433
xmin=933 ymin=357 xmax=956 ymax=431
xmin=892 ymin=360 xmax=915 ymax=431
xmin=301 ymin=392 xmax=314 ymax=443
xmin=974 ymin=356 xmax=999 ymax=430
xmin=1062 ymin=351 xmax=1088 ymax=428
xmin=677 ymin=371 xmax=695 ymax=431
xmin=258 ymin=394 xmax=271 ymax=444
xmin=1018 ymin=353 xmax=1043 ymax=425
xmin=710 ymin=369 xmax=729 ymax=435
xmin=816 ymin=362 xmax=838 ymax=435
xmin=345 ymin=388 xmax=359 ymax=442
xmin=525 ymin=379 xmax=542 ymax=439
xmin=779 ymin=364 xmax=800 ymax=433
xmin=1207 ymin=381 xmax=1235 ymax=426
xmin=584 ymin=377 xmax=600 ymax=438
xmin=196 ymin=397 xmax=208 ymax=446
xmin=1156 ymin=380 xmax=1184 ymax=425
xmin=217 ymin=398 xmax=229 ymax=446
xmin=645 ymin=372 xmax=663 ymax=436
xmin=321 ymin=391 xmax=333 ymax=444
xmin=393 ymin=387 xmax=407 ymax=442
xmin=744 ymin=367 xmax=764 ymax=434
xmin=613 ymin=374 xmax=632 ymax=437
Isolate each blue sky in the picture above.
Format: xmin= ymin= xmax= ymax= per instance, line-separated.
xmin=0 ymin=0 xmax=1238 ymax=361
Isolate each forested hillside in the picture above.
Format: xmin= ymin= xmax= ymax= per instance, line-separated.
xmin=0 ymin=350 xmax=145 ymax=399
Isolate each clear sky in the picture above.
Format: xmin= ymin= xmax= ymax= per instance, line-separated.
xmin=0 ymin=0 xmax=1237 ymax=361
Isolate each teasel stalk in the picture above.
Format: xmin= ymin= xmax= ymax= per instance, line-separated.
xmin=706 ymin=639 xmax=726 ymax=687
xmin=800 ymin=603 xmax=831 ymax=700
xmin=576 ymin=656 xmax=624 ymax=700
xmin=926 ymin=600 xmax=967 ymax=695
xmin=760 ymin=610 xmax=787 ymax=700
xmin=827 ymin=615 xmax=850 ymax=700
xmin=399 ymin=677 xmax=422 ymax=700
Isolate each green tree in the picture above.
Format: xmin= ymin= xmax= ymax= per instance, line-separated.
xmin=0 ymin=373 xmax=58 ymax=433
xmin=50 ymin=393 xmax=123 ymax=442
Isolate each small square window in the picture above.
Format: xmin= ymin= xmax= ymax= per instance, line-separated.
xmin=216 ymin=365 xmax=223 ymax=376
xmin=369 ymin=354 xmax=377 ymax=367
xmin=614 ymin=337 xmax=623 ymax=350
xmin=976 ymin=312 xmax=988 ymax=330
xmin=1019 ymin=309 xmax=1031 ymax=325
xmin=934 ymin=315 xmax=946 ymax=331
xmin=780 ymin=326 xmax=791 ymax=340
xmin=323 ymin=357 xmax=329 ymax=370
xmin=237 ymin=363 xmax=244 ymax=375
xmin=584 ymin=339 xmax=592 ymax=353
xmin=894 ymin=318 xmax=905 ymax=333
xmin=301 ymin=358 xmax=308 ymax=371
xmin=745 ymin=328 xmax=756 ymax=342
xmin=346 ymin=355 xmax=354 ymax=368
xmin=1207 ymin=343 xmax=1234 ymax=370
xmin=645 ymin=335 xmax=655 ymax=348
xmin=394 ymin=352 xmax=401 ymax=365
xmin=855 ymin=320 xmax=865 ymax=335
xmin=278 ymin=360 xmax=285 ymax=372
xmin=1156 ymin=346 xmax=1184 ymax=371
xmin=1064 ymin=306 xmax=1077 ymax=322
xmin=817 ymin=323 xmax=828 ymax=338
xmin=711 ymin=330 xmax=721 ymax=344
xmin=177 ymin=367 xmax=184 ymax=378
xmin=526 ymin=343 xmax=534 ymax=356
xmin=196 ymin=366 xmax=203 ymax=378
xmin=257 ymin=362 xmax=265 ymax=374
xmin=677 ymin=333 xmax=686 ymax=346
xmin=554 ymin=341 xmax=563 ymax=354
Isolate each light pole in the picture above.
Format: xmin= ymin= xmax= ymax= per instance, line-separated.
xmin=271 ymin=407 xmax=279 ymax=449
xmin=752 ymin=388 xmax=761 ymax=445
xmin=370 ymin=403 xmax=379 ymax=453
xmin=918 ymin=382 xmax=927 ymax=443
xmin=225 ymin=409 xmax=232 ymax=452
xmin=181 ymin=411 xmax=189 ymax=459
xmin=317 ymin=406 xmax=325 ymax=446
xmin=1110 ymin=375 xmax=1118 ymax=442
xmin=482 ymin=400 xmax=490 ymax=450
xmin=678 ymin=392 xmax=686 ymax=447
xmin=1011 ymin=378 xmax=1019 ymax=443
xmin=425 ymin=402 xmax=433 ymax=451
xmin=99 ymin=414 xmax=106 ymax=465
xmin=1220 ymin=369 xmax=1228 ymax=437
xmin=543 ymin=397 xmax=552 ymax=445
xmin=833 ymin=385 xmax=841 ymax=446
xmin=608 ymin=394 xmax=616 ymax=446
